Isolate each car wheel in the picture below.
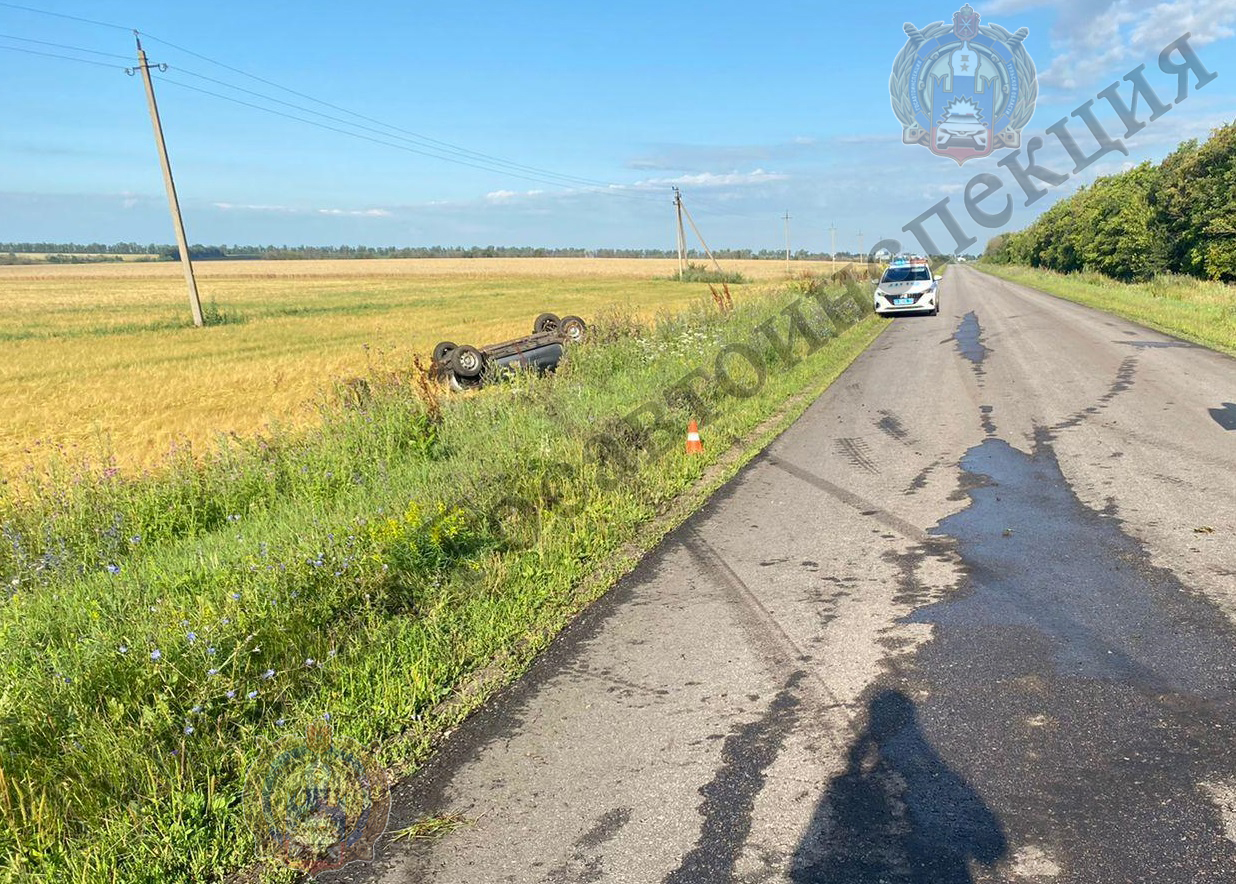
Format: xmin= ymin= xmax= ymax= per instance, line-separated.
xmin=559 ymin=315 xmax=586 ymax=343
xmin=432 ymin=341 xmax=457 ymax=365
xmin=451 ymin=345 xmax=486 ymax=379
xmin=533 ymin=313 xmax=560 ymax=334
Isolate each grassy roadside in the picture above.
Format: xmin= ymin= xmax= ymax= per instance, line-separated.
xmin=976 ymin=263 xmax=1236 ymax=356
xmin=0 ymin=279 xmax=882 ymax=883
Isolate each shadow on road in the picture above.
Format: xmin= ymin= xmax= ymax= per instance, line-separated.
xmin=1209 ymin=402 xmax=1236 ymax=430
xmin=790 ymin=689 xmax=1007 ymax=883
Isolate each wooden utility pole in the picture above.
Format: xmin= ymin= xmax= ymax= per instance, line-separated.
xmin=828 ymin=222 xmax=837 ymax=265
xmin=783 ymin=211 xmax=791 ymax=274
xmin=132 ymin=32 xmax=203 ymax=327
xmin=857 ymin=230 xmax=865 ymax=263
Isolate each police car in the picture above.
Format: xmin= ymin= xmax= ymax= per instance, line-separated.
xmin=874 ymin=256 xmax=939 ymax=317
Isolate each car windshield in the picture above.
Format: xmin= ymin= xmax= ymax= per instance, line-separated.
xmin=882 ymin=265 xmax=931 ymax=283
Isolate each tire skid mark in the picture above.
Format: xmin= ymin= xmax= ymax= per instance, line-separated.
xmin=764 ymin=455 xmax=932 ymax=545
xmin=875 ymin=410 xmax=915 ymax=446
xmin=834 ymin=437 xmax=880 ymax=475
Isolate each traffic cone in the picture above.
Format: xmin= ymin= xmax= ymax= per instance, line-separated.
xmin=685 ymin=420 xmax=704 ymax=454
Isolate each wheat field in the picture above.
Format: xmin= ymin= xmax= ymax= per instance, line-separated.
xmin=0 ymin=257 xmax=847 ymax=479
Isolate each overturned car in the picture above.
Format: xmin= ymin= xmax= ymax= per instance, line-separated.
xmin=432 ymin=312 xmax=587 ymax=390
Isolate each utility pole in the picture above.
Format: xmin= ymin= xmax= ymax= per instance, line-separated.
xmin=673 ymin=187 xmax=686 ymax=280
xmin=828 ymin=222 xmax=837 ymax=266
xmin=857 ymin=230 xmax=865 ymax=264
xmin=131 ymin=32 xmax=204 ymax=327
xmin=783 ymin=211 xmax=791 ymax=274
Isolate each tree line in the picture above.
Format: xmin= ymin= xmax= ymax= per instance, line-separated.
xmin=984 ymin=120 xmax=1236 ymax=282
xmin=0 ymin=242 xmax=876 ymax=262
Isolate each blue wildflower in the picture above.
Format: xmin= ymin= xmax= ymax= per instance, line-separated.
xmin=261 ymin=669 xmax=275 ymax=680
xmin=276 ymin=718 xmax=286 ymax=727
xmin=225 ymin=690 xmax=235 ymax=699
xmin=207 ymin=668 xmax=219 ymax=676
xmin=150 ymin=649 xmax=162 ymax=662
xmin=184 ymin=725 xmax=194 ymax=735
xmin=247 ymin=690 xmax=259 ymax=700
xmin=186 ymin=632 xmax=197 ymax=644
xmin=105 ymin=564 xmax=120 ymax=575
xmin=207 ymin=646 xmax=216 ymax=656
xmin=118 ymin=644 xmax=129 ymax=654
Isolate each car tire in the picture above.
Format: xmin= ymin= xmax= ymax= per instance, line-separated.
xmin=432 ymin=341 xmax=457 ymax=365
xmin=559 ymin=315 xmax=586 ymax=343
xmin=533 ymin=313 xmax=560 ymax=334
xmin=451 ymin=345 xmax=486 ymax=379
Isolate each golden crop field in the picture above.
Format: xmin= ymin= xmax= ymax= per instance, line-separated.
xmin=0 ymin=257 xmax=847 ymax=479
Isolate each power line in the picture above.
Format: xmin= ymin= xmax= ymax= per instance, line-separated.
xmin=152 ymin=73 xmax=661 ymax=203
xmin=165 ymin=64 xmax=626 ymax=192
xmin=0 ymin=43 xmax=125 ymax=69
xmin=0 ymin=2 xmax=130 ymax=31
xmin=140 ymin=32 xmax=632 ymax=192
xmin=0 ymin=32 xmax=131 ymax=59
xmin=0 ymin=3 xmax=681 ymax=207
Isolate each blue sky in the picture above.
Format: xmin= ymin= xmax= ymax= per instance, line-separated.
xmin=1 ymin=0 xmax=1234 ymax=253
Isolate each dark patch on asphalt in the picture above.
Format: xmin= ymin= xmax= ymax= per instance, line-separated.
xmin=1050 ymin=356 xmax=1138 ymax=433
xmin=979 ymin=405 xmax=996 ymax=436
xmin=790 ymin=690 xmax=1007 ymax=882
xmin=1117 ymin=339 xmax=1195 ymax=349
xmin=545 ymin=807 xmax=632 ymax=883
xmin=1209 ymin=402 xmax=1236 ymax=431
xmin=953 ymin=312 xmax=988 ymax=372
xmin=663 ymin=672 xmax=805 ymax=884
xmin=866 ymin=433 xmax=1236 ymax=881
xmin=578 ymin=807 xmax=631 ymax=849
xmin=905 ymin=460 xmax=942 ymax=496
xmin=835 ymin=437 xmax=880 ymax=474
xmin=876 ymin=410 xmax=913 ymax=444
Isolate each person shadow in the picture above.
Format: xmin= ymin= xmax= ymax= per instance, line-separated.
xmin=790 ymin=689 xmax=1007 ymax=883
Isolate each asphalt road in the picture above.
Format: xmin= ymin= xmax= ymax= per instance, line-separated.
xmin=331 ymin=265 xmax=1236 ymax=884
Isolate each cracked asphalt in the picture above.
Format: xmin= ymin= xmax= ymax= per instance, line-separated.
xmin=327 ymin=265 xmax=1236 ymax=884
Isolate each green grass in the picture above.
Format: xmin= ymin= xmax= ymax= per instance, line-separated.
xmin=664 ymin=262 xmax=749 ymax=283
xmin=977 ymin=264 xmax=1236 ymax=356
xmin=0 ymin=279 xmax=882 ymax=883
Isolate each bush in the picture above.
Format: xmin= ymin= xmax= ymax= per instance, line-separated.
xmin=664 ymin=262 xmax=748 ymax=284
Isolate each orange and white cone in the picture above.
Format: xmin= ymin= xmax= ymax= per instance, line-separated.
xmin=686 ymin=420 xmax=704 ymax=454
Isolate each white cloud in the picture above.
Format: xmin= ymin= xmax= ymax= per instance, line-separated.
xmin=485 ymin=189 xmax=545 ymax=203
xmin=212 ymin=202 xmax=296 ymax=213
xmin=632 ymin=169 xmax=789 ymax=188
xmin=981 ymin=0 xmax=1236 ymax=91
xmin=315 ymin=208 xmax=392 ymax=217
xmin=211 ymin=202 xmax=391 ymax=217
